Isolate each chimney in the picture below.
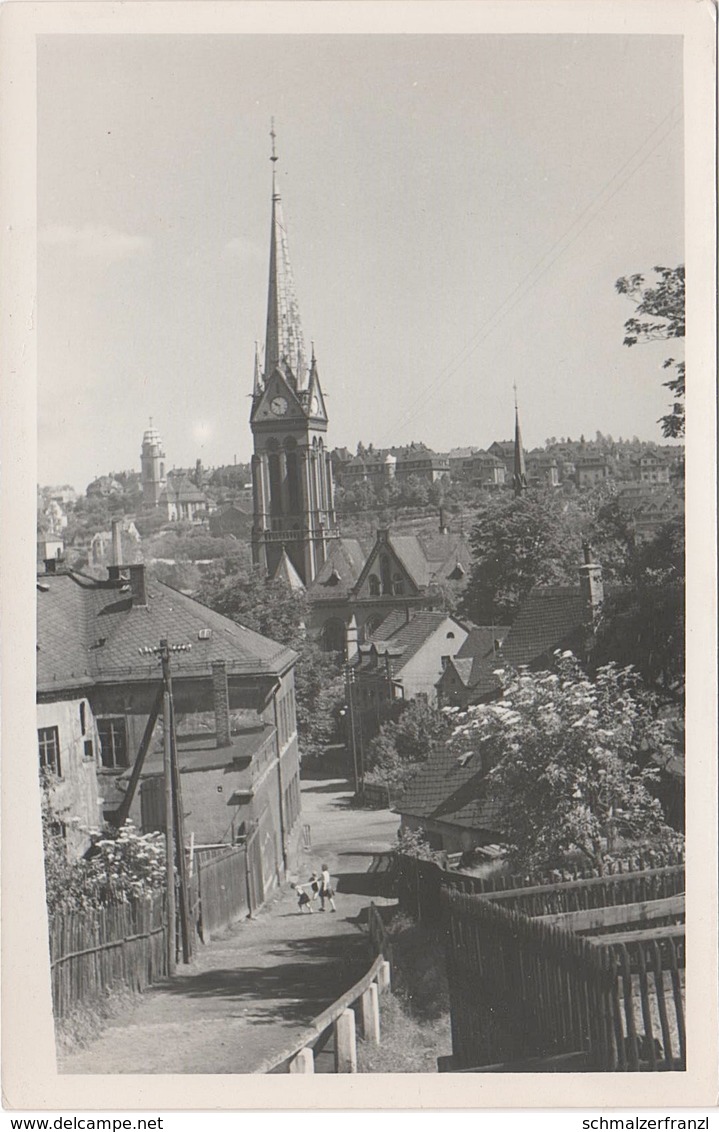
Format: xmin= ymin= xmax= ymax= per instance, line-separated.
xmin=345 ymin=615 xmax=359 ymax=663
xmin=128 ymin=564 xmax=147 ymax=606
xmin=111 ymin=518 xmax=122 ymax=567
xmin=579 ymin=542 xmax=604 ymax=619
xmin=438 ymin=506 xmax=448 ymax=535
xmin=211 ymin=660 xmax=232 ymax=748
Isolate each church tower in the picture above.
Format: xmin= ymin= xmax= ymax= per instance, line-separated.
xmin=140 ymin=420 xmax=166 ymax=507
xmin=250 ymin=125 xmax=339 ymax=586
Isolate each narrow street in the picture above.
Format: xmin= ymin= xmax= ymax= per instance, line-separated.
xmin=59 ymin=778 xmax=399 ymax=1075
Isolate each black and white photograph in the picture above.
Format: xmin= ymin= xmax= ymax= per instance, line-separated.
xmin=1 ymin=0 xmax=717 ymax=1113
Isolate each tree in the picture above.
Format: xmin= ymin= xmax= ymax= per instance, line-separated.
xmin=616 ymin=265 xmax=685 ymax=438
xmin=594 ymin=516 xmax=684 ymax=696
xmin=460 ymin=491 xmax=584 ymax=624
xmin=365 ymin=698 xmax=450 ymax=791
xmin=197 ymin=567 xmax=344 ymax=756
xmin=448 ymin=655 xmax=681 ymax=872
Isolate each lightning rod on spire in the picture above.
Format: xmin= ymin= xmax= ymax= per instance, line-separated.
xmin=270 ymin=118 xmax=278 ymax=164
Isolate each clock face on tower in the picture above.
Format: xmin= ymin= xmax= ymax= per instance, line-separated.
xmin=270 ymin=396 xmax=288 ymax=416
xmin=311 ymin=395 xmax=321 ymax=416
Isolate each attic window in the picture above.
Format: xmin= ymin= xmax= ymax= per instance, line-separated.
xmin=198 ymin=629 xmax=212 ymax=641
xmin=326 ymin=568 xmax=342 ymax=586
xmin=446 ymin=631 xmax=455 ymax=639
xmin=448 ymin=562 xmax=466 ymax=580
xmin=457 ymin=752 xmax=472 ymax=767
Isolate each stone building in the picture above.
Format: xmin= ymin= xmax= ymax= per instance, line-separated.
xmin=140 ymin=421 xmax=167 ymax=507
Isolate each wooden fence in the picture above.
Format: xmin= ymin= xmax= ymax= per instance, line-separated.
xmin=395 ymin=848 xmax=685 ymax=926
xmin=194 ymin=845 xmax=250 ymax=940
xmin=267 ymin=903 xmax=393 ymax=1074
xmin=442 ymin=886 xmax=685 ymax=1073
xmin=50 ymin=838 xmax=264 ymax=1020
xmin=49 ymin=893 xmax=168 ymax=1020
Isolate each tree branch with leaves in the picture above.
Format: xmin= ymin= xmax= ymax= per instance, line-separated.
xmin=616 ymin=265 xmax=685 ymax=438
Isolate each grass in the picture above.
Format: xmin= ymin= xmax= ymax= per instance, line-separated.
xmin=54 ymin=986 xmax=141 ymax=1056
xmin=357 ymin=910 xmax=452 ymax=1073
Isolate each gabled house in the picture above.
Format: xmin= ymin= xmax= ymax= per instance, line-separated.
xmin=436 ymin=625 xmax=510 ymax=709
xmin=394 ymin=740 xmax=505 ymax=854
xmin=208 ymin=500 xmax=253 ymax=539
xmin=160 ymin=474 xmax=208 ymax=522
xmin=36 ymin=558 xmax=302 ymax=888
xmin=351 ymin=609 xmax=470 ymax=743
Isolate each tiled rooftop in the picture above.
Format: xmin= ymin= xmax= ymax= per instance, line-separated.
xmin=396 ymin=743 xmax=505 ymax=834
xmin=37 ymin=569 xmax=296 ymax=693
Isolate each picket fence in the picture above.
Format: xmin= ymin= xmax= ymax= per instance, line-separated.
xmin=443 ymin=888 xmax=686 ymax=1073
xmin=49 ymin=893 xmax=168 ymax=1020
xmin=395 ymin=848 xmax=685 ymax=926
xmin=50 ymin=842 xmax=258 ymax=1020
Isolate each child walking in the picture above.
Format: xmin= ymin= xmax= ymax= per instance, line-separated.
xmin=319 ymin=864 xmax=337 ymax=913
xmin=294 ymin=883 xmax=313 ymax=913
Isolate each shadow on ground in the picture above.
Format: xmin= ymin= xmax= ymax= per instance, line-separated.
xmin=154 ymin=932 xmax=368 ymax=1026
xmin=334 ymin=871 xmax=396 ymax=899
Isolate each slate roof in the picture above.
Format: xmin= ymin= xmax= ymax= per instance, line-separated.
xmin=306 ymin=538 xmax=368 ymax=600
xmin=160 ymin=475 xmax=207 ymax=505
xmin=500 ymin=586 xmax=587 ymax=668
xmin=136 ymin=725 xmax=273 ymax=777
xmin=37 ymin=569 xmax=296 ymax=694
xmin=395 ymin=743 xmax=505 ymax=834
xmin=358 ymin=610 xmax=464 ymax=677
xmin=440 ymin=626 xmax=509 ymax=690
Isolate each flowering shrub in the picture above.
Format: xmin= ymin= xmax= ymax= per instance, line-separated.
xmin=41 ymin=776 xmax=168 ymax=916
xmin=446 ymin=652 xmax=683 ymax=872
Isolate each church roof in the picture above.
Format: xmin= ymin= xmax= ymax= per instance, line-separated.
xmin=272 ymin=547 xmax=306 ymax=591
xmin=307 ymin=538 xmax=368 ymax=600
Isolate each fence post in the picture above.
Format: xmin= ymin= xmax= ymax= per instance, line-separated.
xmin=377 ymin=960 xmax=392 ymax=994
xmin=334 ymin=1008 xmax=357 ymax=1072
xmin=360 ymin=984 xmax=380 ymax=1045
xmin=289 ymin=1048 xmax=315 ymax=1073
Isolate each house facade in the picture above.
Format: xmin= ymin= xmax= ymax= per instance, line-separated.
xmin=37 ymin=558 xmax=302 ymax=889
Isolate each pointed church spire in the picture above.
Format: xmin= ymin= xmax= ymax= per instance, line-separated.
xmin=513 ymin=384 xmax=528 ymax=497
xmin=253 ymin=341 xmax=263 ymax=397
xmin=264 ymin=120 xmax=307 ymax=389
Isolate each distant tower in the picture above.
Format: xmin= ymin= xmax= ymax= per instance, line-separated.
xmin=512 ymin=385 xmax=528 ymax=497
xmin=141 ymin=420 xmax=166 ymax=507
xmin=249 ymin=123 xmax=339 ymax=586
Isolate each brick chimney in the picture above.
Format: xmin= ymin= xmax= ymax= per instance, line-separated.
xmin=579 ymin=542 xmax=604 ymax=620
xmin=128 ymin=564 xmax=147 ymax=606
xmin=211 ymin=660 xmax=232 ymax=748
xmin=111 ymin=518 xmax=122 ymax=567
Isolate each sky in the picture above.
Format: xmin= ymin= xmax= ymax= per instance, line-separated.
xmin=37 ymin=33 xmax=684 ymax=492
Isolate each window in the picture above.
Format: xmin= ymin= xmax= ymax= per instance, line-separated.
xmin=83 ymin=739 xmax=95 ymax=761
xmin=79 ymin=701 xmax=87 ymax=734
xmin=97 ymin=717 xmax=129 ymax=769
xmin=368 ymin=574 xmax=380 ymax=597
xmin=38 ymin=726 xmax=61 ymax=776
xmin=441 ymin=655 xmax=450 ymax=669
xmin=392 ymin=574 xmax=404 ymax=596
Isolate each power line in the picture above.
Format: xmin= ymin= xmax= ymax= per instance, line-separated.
xmin=382 ymin=104 xmax=683 ymax=443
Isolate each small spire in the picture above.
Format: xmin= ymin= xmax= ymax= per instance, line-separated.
xmin=311 ymin=340 xmax=316 ymax=366
xmin=270 ymin=117 xmax=278 ymax=164
xmin=513 ymin=390 xmax=528 ymax=497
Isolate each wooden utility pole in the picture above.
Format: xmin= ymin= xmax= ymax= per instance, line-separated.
xmin=162 ymin=678 xmax=176 ymax=976
xmin=157 ymin=638 xmax=193 ymax=966
xmin=345 ymin=663 xmax=360 ymax=796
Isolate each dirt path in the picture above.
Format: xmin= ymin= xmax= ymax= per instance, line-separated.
xmin=59 ymin=778 xmax=399 ymax=1075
